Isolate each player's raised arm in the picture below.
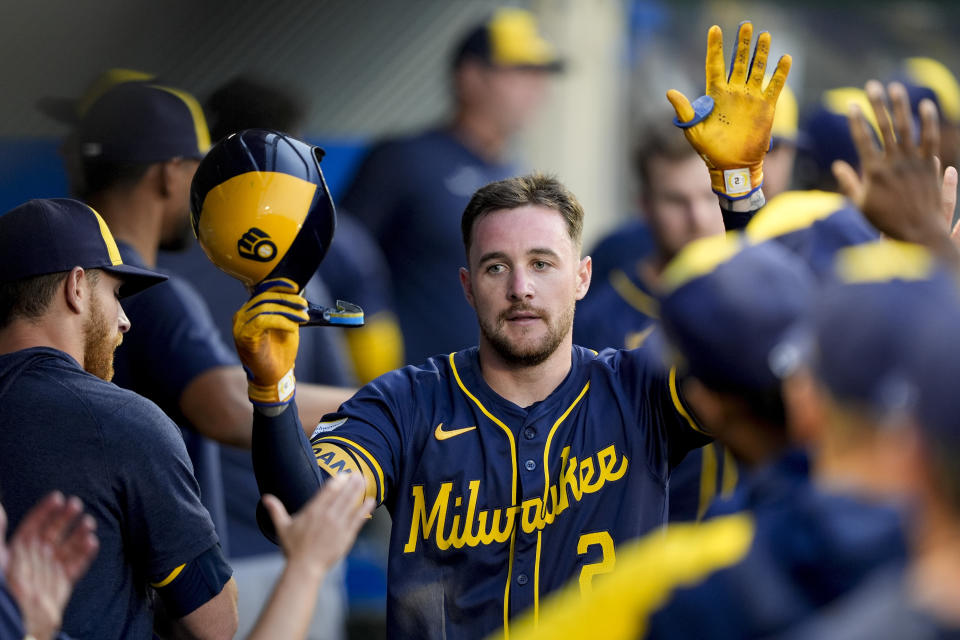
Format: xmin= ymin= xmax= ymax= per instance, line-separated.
xmin=667 ymin=22 xmax=791 ymax=223
xmin=832 ymin=80 xmax=960 ymax=271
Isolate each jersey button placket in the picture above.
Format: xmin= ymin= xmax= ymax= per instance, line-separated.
xmin=516 ymin=573 xmax=529 ymax=585
xmin=524 ymin=426 xmax=537 ymax=440
xmin=524 ymin=459 xmax=536 ymax=471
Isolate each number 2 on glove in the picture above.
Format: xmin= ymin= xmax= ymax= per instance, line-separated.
xmin=666 ymin=22 xmax=792 ymax=199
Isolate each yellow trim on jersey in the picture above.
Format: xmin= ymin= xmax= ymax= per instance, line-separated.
xmin=659 ymin=232 xmax=742 ymax=294
xmin=541 ymin=382 xmax=591 ymax=518
xmin=150 ymin=563 xmax=185 ymax=588
xmin=449 ymin=351 xmax=519 ymax=638
xmin=497 ymin=514 xmax=756 ymax=640
xmin=151 ymin=84 xmax=211 ymax=153
xmin=697 ymin=444 xmax=719 ymax=521
xmin=834 ymin=239 xmax=935 ymax=284
xmin=625 ymin=326 xmax=655 ymax=350
xmin=534 ymin=530 xmax=543 ymax=628
xmin=344 ymin=311 xmax=404 ymax=384
xmin=669 ymin=367 xmax=707 ymax=435
xmin=317 ymin=436 xmax=386 ymax=504
xmin=87 ymin=205 xmax=123 ymax=266
xmin=609 ymin=268 xmax=660 ymax=318
xmin=744 ymin=190 xmax=847 ymax=243
xmin=721 ymin=447 xmax=739 ymax=498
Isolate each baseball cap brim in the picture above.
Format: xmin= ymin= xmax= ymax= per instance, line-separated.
xmin=102 ymin=263 xmax=168 ymax=299
xmin=36 ymin=96 xmax=80 ymax=124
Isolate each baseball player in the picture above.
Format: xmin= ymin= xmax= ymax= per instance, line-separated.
xmin=221 ymin=21 xmax=788 ymax=640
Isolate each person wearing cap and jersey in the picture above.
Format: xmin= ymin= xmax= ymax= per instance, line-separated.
xmin=339 ymin=7 xmax=563 ymax=365
xmin=0 ymin=198 xmax=237 ymax=639
xmin=65 ymin=80 xmax=355 ymax=553
xmin=224 ymin=23 xmax=790 ymax=639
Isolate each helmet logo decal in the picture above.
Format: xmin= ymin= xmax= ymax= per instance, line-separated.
xmin=238 ymin=227 xmax=278 ymax=262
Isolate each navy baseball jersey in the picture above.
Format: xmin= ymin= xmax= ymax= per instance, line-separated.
xmin=309 ymin=344 xmax=708 ymax=639
xmin=508 ymin=451 xmax=907 ymax=640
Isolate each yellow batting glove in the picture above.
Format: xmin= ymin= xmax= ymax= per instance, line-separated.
xmin=666 ymin=22 xmax=792 ymax=200
xmin=233 ymin=277 xmax=310 ymax=407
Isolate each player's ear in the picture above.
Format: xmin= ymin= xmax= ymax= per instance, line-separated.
xmin=460 ymin=267 xmax=476 ymax=309
xmin=575 ymin=255 xmax=592 ymax=301
xmin=63 ymin=266 xmax=87 ymax=315
xmin=782 ymin=368 xmax=826 ymax=448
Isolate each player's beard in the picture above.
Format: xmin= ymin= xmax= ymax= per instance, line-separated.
xmin=82 ymin=295 xmax=122 ymax=382
xmin=480 ymin=301 xmax=574 ymax=367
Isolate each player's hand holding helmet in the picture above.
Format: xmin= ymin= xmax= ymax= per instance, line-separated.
xmin=233 ymin=277 xmax=309 ymax=407
xmin=667 ymin=21 xmax=792 ymax=201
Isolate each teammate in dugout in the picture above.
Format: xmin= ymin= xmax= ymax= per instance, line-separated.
xmin=218 ymin=21 xmax=789 ymax=639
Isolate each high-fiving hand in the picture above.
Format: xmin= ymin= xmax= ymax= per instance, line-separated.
xmin=667 ymin=22 xmax=792 ymax=201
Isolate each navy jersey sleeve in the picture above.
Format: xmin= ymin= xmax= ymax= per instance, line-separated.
xmin=103 ymin=394 xmax=221 ymax=581
xmin=604 ymin=346 xmax=710 ymax=473
xmin=310 ymin=365 xmax=422 ymax=506
xmin=338 ymin=140 xmax=407 ymax=240
xmin=117 ymin=276 xmax=238 ymax=410
xmin=0 ymin=574 xmax=26 ymax=640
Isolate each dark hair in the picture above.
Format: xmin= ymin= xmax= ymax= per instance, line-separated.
xmin=75 ymin=158 xmax=152 ymax=200
xmin=460 ymin=173 xmax=584 ymax=257
xmin=0 ymin=270 xmax=101 ymax=330
xmin=0 ymin=272 xmax=70 ymax=329
xmin=632 ymin=119 xmax=699 ymax=196
xmin=205 ymin=75 xmax=307 ymax=142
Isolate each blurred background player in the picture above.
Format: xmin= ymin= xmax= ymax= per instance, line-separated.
xmin=0 ymin=198 xmax=237 ymax=639
xmin=58 ymin=78 xmax=355 ymax=554
xmin=158 ymin=73 xmax=384 ymax=640
xmin=339 ymin=7 xmax=563 ymax=365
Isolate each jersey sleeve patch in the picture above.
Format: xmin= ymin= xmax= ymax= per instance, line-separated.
xmin=313 ymin=437 xmax=386 ymax=504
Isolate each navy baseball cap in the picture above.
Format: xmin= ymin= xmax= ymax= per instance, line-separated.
xmin=659 ymin=234 xmax=816 ymax=394
xmin=0 ymin=198 xmax=167 ymax=298
xmin=453 ymin=8 xmax=563 ymax=72
xmin=813 ymin=240 xmax=960 ymax=416
xmin=76 ymin=82 xmax=210 ymax=165
xmin=36 ymin=68 xmax=156 ymax=125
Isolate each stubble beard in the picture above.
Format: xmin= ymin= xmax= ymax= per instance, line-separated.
xmin=479 ymin=302 xmax=575 ymax=368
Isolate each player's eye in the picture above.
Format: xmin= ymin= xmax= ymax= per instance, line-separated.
xmin=486 ymin=264 xmax=506 ymax=274
xmin=533 ymin=260 xmax=549 ymax=270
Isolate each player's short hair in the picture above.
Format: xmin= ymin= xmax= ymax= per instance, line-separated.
xmin=75 ymin=158 xmax=152 ymax=201
xmin=0 ymin=269 xmax=101 ymax=330
xmin=632 ymin=119 xmax=699 ymax=196
xmin=461 ymin=173 xmax=584 ymax=258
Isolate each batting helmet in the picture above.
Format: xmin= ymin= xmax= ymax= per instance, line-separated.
xmin=190 ymin=128 xmax=336 ymax=290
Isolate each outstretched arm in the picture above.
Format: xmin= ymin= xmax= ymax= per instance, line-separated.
xmin=667 ymin=22 xmax=791 ymax=228
xmin=247 ymin=475 xmax=374 ymax=640
xmin=833 ymin=80 xmax=960 ymax=271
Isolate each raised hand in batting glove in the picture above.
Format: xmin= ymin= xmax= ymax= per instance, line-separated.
xmin=233 ymin=277 xmax=310 ymax=408
xmin=667 ymin=22 xmax=792 ymax=204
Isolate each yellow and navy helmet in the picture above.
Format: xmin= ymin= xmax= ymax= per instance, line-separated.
xmin=190 ymin=129 xmax=336 ymax=290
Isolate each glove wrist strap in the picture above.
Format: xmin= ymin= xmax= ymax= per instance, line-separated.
xmin=248 ymin=369 xmax=296 ymax=407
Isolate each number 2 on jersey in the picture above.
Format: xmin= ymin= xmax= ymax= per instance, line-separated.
xmin=577 ymin=531 xmax=615 ymax=595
